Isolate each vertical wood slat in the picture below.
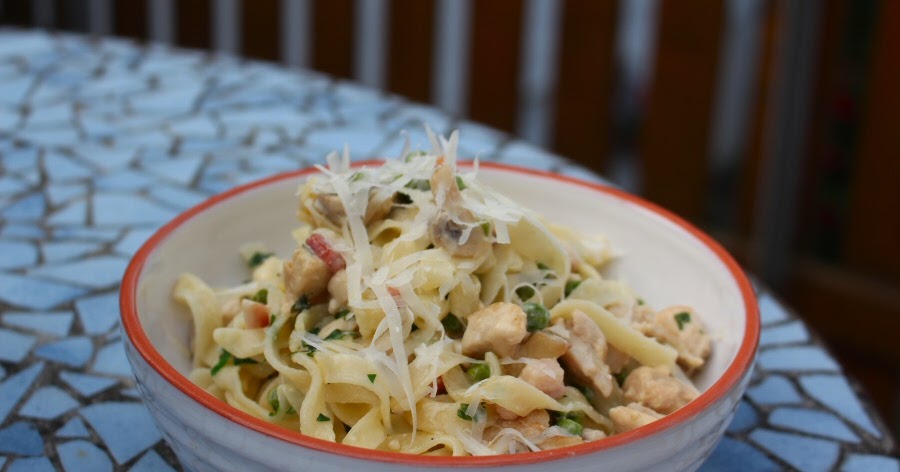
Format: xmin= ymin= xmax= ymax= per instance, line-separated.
xmin=639 ymin=0 xmax=725 ymax=222
xmin=0 ymin=1 xmax=33 ymax=26
xmin=53 ymin=0 xmax=89 ymax=31
xmin=387 ymin=0 xmax=435 ymax=103
xmin=176 ymin=0 xmax=212 ymax=50
xmin=845 ymin=0 xmax=900 ymax=279
xmin=241 ymin=0 xmax=280 ymax=60
xmin=467 ymin=0 xmax=524 ymax=132
xmin=551 ymin=0 xmax=619 ymax=174
xmin=113 ymin=0 xmax=147 ymax=40
xmin=312 ymin=0 xmax=355 ymax=79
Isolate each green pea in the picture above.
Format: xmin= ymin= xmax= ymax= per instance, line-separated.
xmin=556 ymin=418 xmax=583 ymax=436
xmin=467 ymin=363 xmax=490 ymax=382
xmin=523 ymin=302 xmax=550 ymax=332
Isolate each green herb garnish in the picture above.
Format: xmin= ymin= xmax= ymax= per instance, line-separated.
xmin=614 ymin=370 xmax=630 ymax=387
xmin=324 ymin=329 xmax=359 ymax=341
xmin=368 ymin=373 xmax=377 ymax=383
xmin=248 ymin=252 xmax=273 ymax=269
xmin=317 ymin=413 xmax=330 ymax=422
xmin=405 ymin=179 xmax=431 ymax=191
xmin=466 ymin=363 xmax=490 ymax=382
xmin=523 ymin=302 xmax=550 ymax=332
xmin=556 ymin=417 xmax=583 ymax=436
xmin=395 ymin=192 xmax=413 ymax=204
xmin=268 ymin=387 xmax=280 ymax=416
xmin=456 ymin=403 xmax=484 ymax=421
xmin=674 ymin=311 xmax=691 ymax=330
xmin=481 ymin=222 xmax=491 ymax=236
xmin=536 ymin=261 xmax=550 ymax=271
xmin=291 ymin=294 xmax=310 ymax=314
xmin=564 ymin=280 xmax=582 ymax=297
xmin=210 ymin=349 xmax=257 ymax=375
xmin=349 ymin=171 xmax=365 ymax=182
xmin=637 ymin=298 xmax=645 ymax=306
xmin=404 ymin=150 xmax=427 ymax=162
xmin=515 ymin=285 xmax=535 ymax=301
xmin=335 ymin=309 xmax=351 ymax=319
xmin=441 ymin=313 xmax=464 ymax=338
xmin=249 ymin=289 xmax=268 ymax=304
xmin=456 ymin=175 xmax=466 ymax=190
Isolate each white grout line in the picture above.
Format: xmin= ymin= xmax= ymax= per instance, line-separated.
xmin=148 ymin=0 xmax=175 ymax=44
xmin=213 ymin=0 xmax=241 ymax=54
xmin=354 ymin=0 xmax=388 ymax=89
xmin=281 ymin=0 xmax=312 ymax=67
xmin=515 ymin=0 xmax=563 ymax=146
xmin=431 ymin=0 xmax=472 ymax=117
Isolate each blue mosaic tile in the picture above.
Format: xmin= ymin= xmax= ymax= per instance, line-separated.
xmin=758 ymin=291 xmax=789 ymax=325
xmin=0 ymin=223 xmax=44 ymax=238
xmin=245 ymin=153 xmax=303 ymax=174
xmin=0 ymin=421 xmax=45 ymax=455
xmin=129 ymin=87 xmax=203 ymax=117
xmin=95 ymin=170 xmax=158 ymax=191
xmin=111 ymin=130 xmax=172 ymax=151
xmin=27 ymin=103 xmax=73 ymax=128
xmin=42 ymin=152 xmax=96 ymax=182
xmin=2 ymin=146 xmax=40 ymax=173
xmin=0 ymin=328 xmax=37 ymax=362
xmin=92 ymin=341 xmax=132 ymax=377
xmin=45 ymin=183 xmax=86 ymax=206
xmin=770 ymin=407 xmax=859 ymax=442
xmin=841 ymin=454 xmax=900 ymax=472
xmin=747 ymin=375 xmax=803 ymax=405
xmin=74 ymin=292 xmax=120 ymax=335
xmin=758 ymin=346 xmax=840 ymax=372
xmin=120 ymin=387 xmax=141 ymax=399
xmin=760 ymin=320 xmax=810 ymax=347
xmin=800 ymin=375 xmax=880 ymax=436
xmin=6 ymin=456 xmax=55 ymax=472
xmin=0 ymin=362 xmax=44 ymax=423
xmin=0 ymin=76 xmax=32 ymax=106
xmin=20 ymin=386 xmax=79 ymax=419
xmin=217 ymin=106 xmax=319 ymax=133
xmin=42 ymin=241 xmax=100 ymax=263
xmin=0 ymin=240 xmax=38 ymax=268
xmin=0 ymin=457 xmax=5 ymax=470
xmin=727 ymin=400 xmax=759 ymax=433
xmin=52 ymin=226 xmax=122 ymax=241
xmin=60 ymin=371 xmax=117 ymax=397
xmin=31 ymin=255 xmax=130 ymax=289
xmin=0 ymin=175 xmax=29 ymax=195
xmin=80 ymin=402 xmax=163 ymax=464
xmin=179 ymin=137 xmax=241 ymax=154
xmin=114 ymin=228 xmax=157 ymax=255
xmin=72 ymin=145 xmax=135 ymax=171
xmin=750 ymin=428 xmax=840 ymax=472
xmin=2 ymin=192 xmax=46 ymax=220
xmin=305 ymin=126 xmax=387 ymax=158
xmin=168 ymin=115 xmax=219 ymax=138
xmin=56 ymin=417 xmax=91 ymax=439
xmin=35 ymin=336 xmax=93 ymax=368
xmin=700 ymin=437 xmax=779 ymax=472
xmin=47 ymin=198 xmax=87 ymax=225
xmin=93 ymin=193 xmax=178 ymax=226
xmin=58 ymin=440 xmax=114 ymax=472
xmin=130 ymin=450 xmax=176 ymax=472
xmin=145 ymin=155 xmax=205 ymax=186
xmin=148 ymin=184 xmax=208 ymax=210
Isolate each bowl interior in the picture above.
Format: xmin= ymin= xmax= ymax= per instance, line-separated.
xmin=135 ymin=164 xmax=746 ymax=395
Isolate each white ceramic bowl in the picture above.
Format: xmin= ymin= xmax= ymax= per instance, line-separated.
xmin=121 ymin=162 xmax=759 ymax=472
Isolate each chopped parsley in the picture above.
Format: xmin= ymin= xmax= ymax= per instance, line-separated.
xmin=466 ymin=363 xmax=490 ymax=382
xmin=247 ymin=252 xmax=273 ymax=269
xmin=269 ymin=314 xmax=276 ymax=326
xmin=456 ymin=175 xmax=467 ymax=190
xmin=523 ymin=302 xmax=550 ymax=332
xmin=564 ymin=280 xmax=582 ymax=297
xmin=637 ymin=298 xmax=645 ymax=306
xmin=395 ymin=192 xmax=413 ymax=204
xmin=210 ymin=349 xmax=258 ymax=376
xmin=324 ymin=329 xmax=359 ymax=341
xmin=368 ymin=373 xmax=377 ymax=383
xmin=481 ymin=222 xmax=491 ymax=236
xmin=297 ymin=340 xmax=317 ymax=357
xmin=248 ymin=289 xmax=268 ymax=304
xmin=674 ymin=311 xmax=691 ymax=330
xmin=290 ymin=295 xmax=310 ymax=314
xmin=268 ymin=388 xmax=280 ymax=416
xmin=515 ymin=285 xmax=535 ymax=301
xmin=405 ymin=179 xmax=431 ymax=191
xmin=614 ymin=370 xmax=630 ymax=387
xmin=317 ymin=413 xmax=330 ymax=422
xmin=349 ymin=171 xmax=365 ymax=182
xmin=536 ymin=261 xmax=550 ymax=271
xmin=441 ymin=313 xmax=464 ymax=339
xmin=335 ymin=309 xmax=351 ymax=319
xmin=404 ymin=150 xmax=427 ymax=162
xmin=456 ymin=403 xmax=485 ymax=422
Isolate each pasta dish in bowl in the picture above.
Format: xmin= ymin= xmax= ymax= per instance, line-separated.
xmin=121 ymin=131 xmax=759 ymax=471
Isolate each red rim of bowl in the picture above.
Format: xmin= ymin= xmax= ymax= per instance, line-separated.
xmin=120 ymin=160 xmax=760 ymax=467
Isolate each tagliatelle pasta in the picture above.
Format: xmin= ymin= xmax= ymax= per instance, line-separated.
xmin=175 ymin=129 xmax=713 ymax=456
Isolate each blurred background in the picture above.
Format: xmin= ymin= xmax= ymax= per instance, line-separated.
xmin=1 ymin=0 xmax=897 ymax=438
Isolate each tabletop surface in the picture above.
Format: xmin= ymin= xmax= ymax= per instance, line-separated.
xmin=0 ymin=29 xmax=896 ymax=472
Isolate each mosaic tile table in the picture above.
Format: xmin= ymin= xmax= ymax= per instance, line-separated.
xmin=0 ymin=29 xmax=896 ymax=472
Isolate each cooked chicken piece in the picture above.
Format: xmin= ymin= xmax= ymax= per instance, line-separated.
xmin=583 ymin=428 xmax=607 ymax=441
xmin=650 ymin=306 xmax=711 ymax=372
xmin=517 ymin=330 xmax=569 ymax=359
xmin=429 ymin=165 xmax=491 ymax=259
xmin=486 ymin=407 xmax=549 ymax=440
xmin=539 ymin=435 xmax=583 ymax=449
xmin=609 ymin=403 xmax=663 ymax=433
xmin=282 ymin=247 xmax=330 ymax=300
xmin=496 ymin=405 xmax=520 ymax=421
xmin=518 ymin=359 xmax=566 ymax=399
xmin=461 ymin=302 xmax=528 ymax=358
xmin=327 ymin=269 xmax=348 ymax=313
xmin=622 ymin=366 xmax=698 ymax=415
xmin=558 ymin=311 xmax=614 ymax=397
xmin=315 ymin=189 xmax=394 ymax=227
xmin=605 ymin=346 xmax=631 ymax=374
